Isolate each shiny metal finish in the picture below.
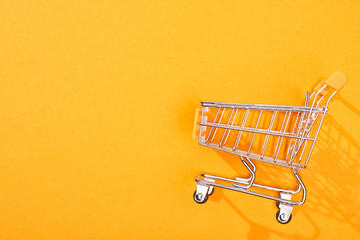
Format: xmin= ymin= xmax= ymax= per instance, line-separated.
xmin=201 ymin=101 xmax=326 ymax=112
xmin=193 ymin=77 xmax=343 ymax=223
xmin=198 ymin=84 xmax=334 ymax=169
xmin=196 ymin=168 xmax=306 ymax=206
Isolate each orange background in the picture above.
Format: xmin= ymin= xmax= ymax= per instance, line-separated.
xmin=1 ymin=1 xmax=360 ymax=239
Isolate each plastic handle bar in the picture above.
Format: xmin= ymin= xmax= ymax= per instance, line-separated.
xmin=325 ymin=71 xmax=347 ymax=90
xmin=314 ymin=71 xmax=347 ymax=95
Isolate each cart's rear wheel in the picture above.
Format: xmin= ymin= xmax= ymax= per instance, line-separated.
xmin=193 ymin=191 xmax=208 ymax=204
xmin=276 ymin=210 xmax=292 ymax=224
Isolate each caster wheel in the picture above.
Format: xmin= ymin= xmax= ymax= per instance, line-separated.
xmin=193 ymin=191 xmax=208 ymax=204
xmin=276 ymin=210 xmax=292 ymax=224
xmin=208 ymin=187 xmax=214 ymax=196
xmin=276 ymin=201 xmax=280 ymax=209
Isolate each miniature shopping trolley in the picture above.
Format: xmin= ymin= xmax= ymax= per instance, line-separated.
xmin=192 ymin=72 xmax=347 ymax=224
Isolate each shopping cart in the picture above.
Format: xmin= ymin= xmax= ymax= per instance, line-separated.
xmin=192 ymin=72 xmax=347 ymax=224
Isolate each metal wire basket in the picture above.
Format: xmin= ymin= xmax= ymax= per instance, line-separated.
xmin=192 ymin=72 xmax=347 ymax=224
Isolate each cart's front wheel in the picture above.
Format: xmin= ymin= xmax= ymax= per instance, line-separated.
xmin=193 ymin=191 xmax=208 ymax=204
xmin=276 ymin=210 xmax=292 ymax=224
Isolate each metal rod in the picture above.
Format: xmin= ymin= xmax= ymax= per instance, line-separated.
xmin=205 ymin=108 xmax=220 ymax=143
xmin=219 ymin=108 xmax=235 ymax=147
xmin=273 ymin=111 xmax=289 ymax=162
xmin=309 ymin=91 xmax=316 ymax=99
xmin=289 ymin=112 xmax=319 ymax=164
xmin=244 ymin=157 xmax=256 ymax=172
xmin=200 ymin=142 xmax=304 ymax=169
xmin=222 ymin=109 xmax=238 ymax=146
xmin=296 ymin=112 xmax=305 ymax=136
xmin=316 ymin=95 xmax=325 ymax=107
xmin=247 ymin=110 xmax=263 ymax=154
xmin=202 ymin=101 xmax=325 ymax=113
xmin=274 ymin=111 xmax=292 ymax=162
xmin=237 ymin=181 xmax=301 ymax=194
xmin=232 ymin=158 xmax=256 ymax=189
xmin=304 ymin=91 xmax=337 ymax=167
xmin=292 ymin=112 xmax=300 ymax=135
xmin=209 ymin=107 xmax=226 ymax=143
xmin=199 ymin=122 xmax=315 ymax=141
xmin=286 ymin=112 xmax=300 ymax=161
xmin=289 ymin=110 xmax=306 ymax=162
xmin=285 ymin=141 xmax=292 ymax=161
xmin=201 ymin=173 xmax=300 ymax=194
xmin=290 ymin=86 xmax=333 ymax=166
xmin=298 ymin=140 xmax=308 ymax=163
xmin=196 ymin=170 xmax=306 ymax=206
xmin=203 ymin=174 xmax=251 ymax=184
xmin=197 ymin=168 xmax=306 ymax=205
xmin=233 ymin=109 xmax=250 ymax=150
xmin=241 ymin=157 xmax=256 ymax=189
xmin=299 ymin=85 xmax=327 ymax=144
xmin=261 ymin=111 xmax=277 ymax=158
xmin=289 ymin=86 xmax=326 ymax=163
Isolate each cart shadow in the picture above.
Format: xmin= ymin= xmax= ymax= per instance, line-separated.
xmin=222 ymin=194 xmax=320 ymax=240
xmin=302 ymin=113 xmax=360 ymax=232
xmin=208 ymin=94 xmax=360 ymax=239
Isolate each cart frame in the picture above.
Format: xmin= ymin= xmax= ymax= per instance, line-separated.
xmin=193 ymin=72 xmax=347 ymax=223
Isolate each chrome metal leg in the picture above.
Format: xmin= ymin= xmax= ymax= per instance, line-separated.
xmin=194 ymin=167 xmax=306 ymax=224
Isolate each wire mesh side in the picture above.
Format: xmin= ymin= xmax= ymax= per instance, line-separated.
xmin=199 ymin=105 xmax=325 ymax=169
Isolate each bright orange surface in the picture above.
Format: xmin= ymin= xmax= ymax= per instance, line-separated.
xmin=0 ymin=1 xmax=360 ymax=239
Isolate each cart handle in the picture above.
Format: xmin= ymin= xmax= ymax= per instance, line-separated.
xmin=314 ymin=71 xmax=347 ymax=96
